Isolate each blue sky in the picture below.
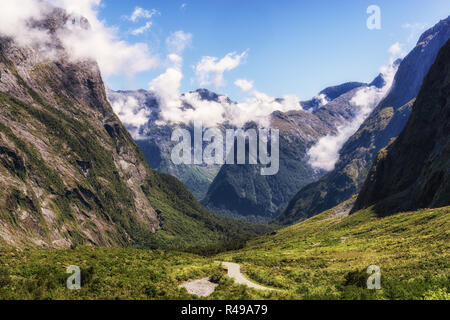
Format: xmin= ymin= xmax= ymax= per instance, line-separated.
xmin=99 ymin=0 xmax=450 ymax=101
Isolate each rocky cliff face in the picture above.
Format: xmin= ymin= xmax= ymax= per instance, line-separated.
xmin=0 ymin=10 xmax=159 ymax=247
xmin=353 ymin=39 xmax=450 ymax=214
xmin=0 ymin=8 xmax=266 ymax=249
xmin=277 ymin=16 xmax=450 ymax=225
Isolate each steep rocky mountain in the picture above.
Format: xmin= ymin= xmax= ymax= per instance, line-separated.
xmin=277 ymin=16 xmax=450 ymax=225
xmin=0 ymin=8 xmax=268 ymax=249
xmin=353 ymin=39 xmax=450 ymax=215
xmin=202 ymin=109 xmax=333 ymax=222
xmin=202 ymin=75 xmax=389 ymax=222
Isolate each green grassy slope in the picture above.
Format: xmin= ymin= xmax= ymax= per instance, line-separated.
xmin=218 ymin=204 xmax=449 ymax=299
xmin=141 ymin=173 xmax=272 ymax=251
xmin=0 ymin=204 xmax=447 ymax=300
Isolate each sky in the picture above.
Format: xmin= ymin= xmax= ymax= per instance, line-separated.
xmin=0 ymin=0 xmax=448 ymax=171
xmin=96 ymin=0 xmax=450 ymax=101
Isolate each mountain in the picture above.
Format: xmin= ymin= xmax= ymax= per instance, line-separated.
xmin=353 ymin=39 xmax=450 ymax=214
xmin=0 ymin=8 xmax=268 ymax=249
xmin=202 ymin=109 xmax=333 ymax=222
xmin=277 ymin=15 xmax=450 ymax=225
xmin=107 ymin=89 xmax=222 ymax=200
xmin=301 ymin=82 xmax=367 ymax=111
xmin=202 ymin=74 xmax=390 ymax=222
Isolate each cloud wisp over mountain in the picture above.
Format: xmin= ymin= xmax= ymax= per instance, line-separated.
xmin=0 ymin=0 xmax=159 ymax=78
xmin=307 ymin=57 xmax=400 ymax=171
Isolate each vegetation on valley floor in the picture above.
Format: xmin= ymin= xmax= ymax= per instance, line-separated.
xmin=0 ymin=205 xmax=448 ymax=300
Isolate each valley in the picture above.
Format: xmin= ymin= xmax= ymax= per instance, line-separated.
xmin=1 ymin=204 xmax=448 ymax=300
xmin=0 ymin=1 xmax=448 ymax=303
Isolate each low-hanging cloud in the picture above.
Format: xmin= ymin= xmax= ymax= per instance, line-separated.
xmin=143 ymin=44 xmax=303 ymax=129
xmin=108 ymin=91 xmax=151 ymax=139
xmin=307 ymin=58 xmax=399 ymax=171
xmin=148 ymin=53 xmax=302 ymax=128
xmin=0 ymin=0 xmax=159 ymax=79
xmin=0 ymin=0 xmax=52 ymax=49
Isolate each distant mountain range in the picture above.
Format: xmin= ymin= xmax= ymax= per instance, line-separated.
xmin=107 ymin=89 xmax=224 ymax=200
xmin=108 ymin=15 xmax=450 ymax=225
xmin=202 ymin=75 xmax=390 ymax=222
xmin=109 ymin=69 xmax=392 ymax=222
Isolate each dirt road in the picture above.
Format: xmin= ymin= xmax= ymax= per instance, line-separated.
xmin=222 ymin=262 xmax=273 ymax=291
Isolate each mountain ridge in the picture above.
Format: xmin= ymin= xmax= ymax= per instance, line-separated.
xmin=277 ymin=15 xmax=450 ymax=225
xmin=353 ymin=38 xmax=450 ymax=214
xmin=203 ymin=71 xmax=393 ymax=221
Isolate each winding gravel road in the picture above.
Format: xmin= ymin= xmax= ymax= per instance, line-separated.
xmin=222 ymin=262 xmax=273 ymax=291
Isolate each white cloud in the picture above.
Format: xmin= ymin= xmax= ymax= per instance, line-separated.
xmin=127 ymin=6 xmax=159 ymax=36
xmin=128 ymin=7 xmax=159 ymax=22
xmin=0 ymin=0 xmax=52 ymax=49
xmin=195 ymin=50 xmax=248 ymax=87
xmin=402 ymin=22 xmax=427 ymax=43
xmin=56 ymin=19 xmax=158 ymax=77
xmin=0 ymin=1 xmax=159 ymax=78
xmin=108 ymin=93 xmax=151 ymax=139
xmin=388 ymin=42 xmax=406 ymax=62
xmin=313 ymin=93 xmax=329 ymax=109
xmin=166 ymin=30 xmax=192 ymax=54
xmin=50 ymin=1 xmax=158 ymax=77
xmin=180 ymin=3 xmax=187 ymax=10
xmin=227 ymin=91 xmax=302 ymax=127
xmin=307 ymin=54 xmax=399 ymax=171
xmin=131 ymin=21 xmax=153 ymax=35
xmin=149 ymin=54 xmax=302 ymax=128
xmin=149 ymin=55 xmax=184 ymax=125
xmin=235 ymin=79 xmax=254 ymax=92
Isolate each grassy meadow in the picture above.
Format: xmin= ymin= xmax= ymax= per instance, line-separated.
xmin=0 ymin=204 xmax=448 ymax=300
